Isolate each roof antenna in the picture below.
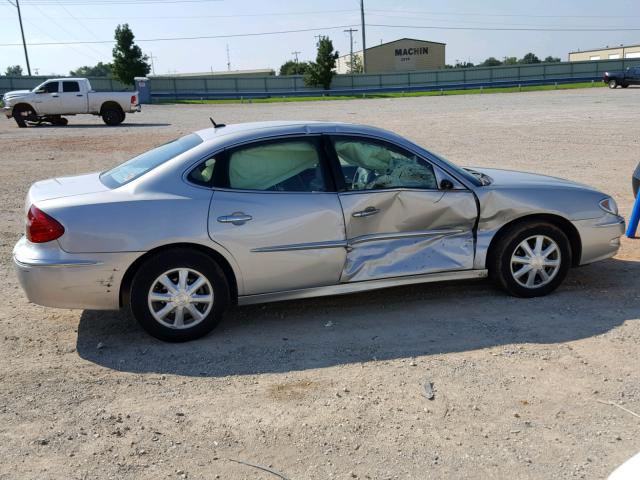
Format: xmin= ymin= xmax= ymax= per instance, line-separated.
xmin=210 ymin=117 xmax=225 ymax=128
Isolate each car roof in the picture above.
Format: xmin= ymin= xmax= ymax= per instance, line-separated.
xmin=193 ymin=120 xmax=402 ymax=146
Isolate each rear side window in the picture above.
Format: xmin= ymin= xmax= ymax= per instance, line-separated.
xmin=62 ymin=81 xmax=80 ymax=92
xmin=226 ymin=140 xmax=326 ymax=192
xmin=100 ymin=134 xmax=203 ymax=188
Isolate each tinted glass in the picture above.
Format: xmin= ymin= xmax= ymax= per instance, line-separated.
xmin=62 ymin=81 xmax=80 ymax=92
xmin=332 ymin=138 xmax=437 ymax=191
xmin=100 ymin=133 xmax=203 ymax=188
xmin=227 ymin=140 xmax=326 ymax=192
xmin=43 ymin=82 xmax=59 ymax=93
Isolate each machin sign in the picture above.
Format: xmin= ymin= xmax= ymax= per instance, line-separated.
xmin=394 ymin=45 xmax=429 ymax=70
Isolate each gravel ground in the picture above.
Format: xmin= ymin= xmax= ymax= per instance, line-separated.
xmin=1 ymin=88 xmax=639 ymax=480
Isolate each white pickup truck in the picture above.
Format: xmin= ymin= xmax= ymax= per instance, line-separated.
xmin=2 ymin=77 xmax=140 ymax=127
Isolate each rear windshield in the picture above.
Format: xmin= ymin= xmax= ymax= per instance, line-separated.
xmin=100 ymin=134 xmax=203 ymax=188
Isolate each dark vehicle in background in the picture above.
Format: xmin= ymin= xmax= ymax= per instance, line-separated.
xmin=633 ymin=162 xmax=640 ymax=197
xmin=603 ymin=66 xmax=640 ymax=88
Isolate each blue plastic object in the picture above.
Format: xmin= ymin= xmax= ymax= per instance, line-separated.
xmin=626 ymin=192 xmax=640 ymax=238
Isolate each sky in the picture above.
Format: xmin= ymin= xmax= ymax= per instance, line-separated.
xmin=1 ymin=0 xmax=640 ymax=76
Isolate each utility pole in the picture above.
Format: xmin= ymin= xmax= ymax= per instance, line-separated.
xmin=291 ymin=51 xmax=301 ymax=63
xmin=8 ymin=0 xmax=31 ymax=75
xmin=226 ymin=44 xmax=231 ymax=71
xmin=360 ymin=0 xmax=367 ymax=73
xmin=148 ymin=52 xmax=157 ymax=75
xmin=344 ymin=28 xmax=358 ymax=73
xmin=314 ymin=34 xmax=323 ymax=47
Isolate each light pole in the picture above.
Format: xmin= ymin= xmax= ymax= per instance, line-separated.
xmin=360 ymin=0 xmax=367 ymax=73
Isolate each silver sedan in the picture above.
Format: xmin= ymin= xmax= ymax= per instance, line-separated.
xmin=13 ymin=121 xmax=625 ymax=341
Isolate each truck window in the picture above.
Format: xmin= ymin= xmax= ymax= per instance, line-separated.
xmin=62 ymin=81 xmax=80 ymax=92
xmin=43 ymin=82 xmax=59 ymax=93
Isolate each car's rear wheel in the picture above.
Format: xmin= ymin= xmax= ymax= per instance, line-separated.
xmin=102 ymin=107 xmax=124 ymax=126
xmin=608 ymin=79 xmax=618 ymax=89
xmin=129 ymin=249 xmax=230 ymax=342
xmin=489 ymin=222 xmax=571 ymax=298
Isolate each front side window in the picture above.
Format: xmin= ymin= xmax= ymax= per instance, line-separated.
xmin=227 ymin=140 xmax=326 ymax=192
xmin=62 ymin=81 xmax=80 ymax=92
xmin=43 ymin=82 xmax=59 ymax=93
xmin=100 ymin=133 xmax=203 ymax=188
xmin=332 ymin=137 xmax=437 ymax=191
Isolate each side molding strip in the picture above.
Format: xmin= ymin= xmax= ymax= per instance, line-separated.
xmin=238 ymin=269 xmax=488 ymax=305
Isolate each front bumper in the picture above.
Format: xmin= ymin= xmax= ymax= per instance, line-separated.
xmin=12 ymin=236 xmax=142 ymax=310
xmin=573 ymin=214 xmax=625 ymax=265
xmin=3 ymin=106 xmax=12 ymax=119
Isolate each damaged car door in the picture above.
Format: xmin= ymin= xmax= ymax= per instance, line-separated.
xmin=328 ymin=135 xmax=478 ymax=282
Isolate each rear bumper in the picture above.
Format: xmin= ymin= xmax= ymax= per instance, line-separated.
xmin=12 ymin=236 xmax=142 ymax=310
xmin=573 ymin=214 xmax=625 ymax=265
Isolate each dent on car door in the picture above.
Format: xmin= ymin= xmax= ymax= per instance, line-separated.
xmin=328 ymin=136 xmax=478 ymax=282
xmin=202 ymin=137 xmax=347 ymax=296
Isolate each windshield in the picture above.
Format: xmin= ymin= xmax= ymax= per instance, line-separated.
xmin=428 ymin=151 xmax=483 ymax=186
xmin=32 ymin=81 xmax=48 ymax=92
xmin=100 ymin=133 xmax=203 ymax=188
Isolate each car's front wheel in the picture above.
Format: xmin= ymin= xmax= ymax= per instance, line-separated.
xmin=489 ymin=222 xmax=571 ymax=298
xmin=608 ymin=79 xmax=618 ymax=89
xmin=129 ymin=248 xmax=230 ymax=341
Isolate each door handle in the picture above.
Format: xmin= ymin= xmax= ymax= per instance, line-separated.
xmin=76 ymin=94 xmax=83 ymax=97
xmin=352 ymin=206 xmax=380 ymax=218
xmin=217 ymin=212 xmax=253 ymax=225
xmin=51 ymin=94 xmax=59 ymax=97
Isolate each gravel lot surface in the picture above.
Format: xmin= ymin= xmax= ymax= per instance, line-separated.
xmin=1 ymin=88 xmax=639 ymax=480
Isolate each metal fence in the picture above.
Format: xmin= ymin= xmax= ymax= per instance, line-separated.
xmin=147 ymin=58 xmax=640 ymax=101
xmin=2 ymin=58 xmax=639 ymax=100
xmin=0 ymin=76 xmax=132 ymax=95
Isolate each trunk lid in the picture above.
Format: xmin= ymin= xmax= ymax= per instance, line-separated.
xmin=27 ymin=172 xmax=109 ymax=206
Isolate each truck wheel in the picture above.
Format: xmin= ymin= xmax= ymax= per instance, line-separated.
xmin=120 ymin=112 xmax=126 ymax=123
xmin=102 ymin=107 xmax=123 ymax=126
xmin=129 ymin=248 xmax=230 ymax=342
xmin=608 ymin=79 xmax=618 ymax=89
xmin=50 ymin=116 xmax=68 ymax=126
xmin=13 ymin=105 xmax=35 ymax=128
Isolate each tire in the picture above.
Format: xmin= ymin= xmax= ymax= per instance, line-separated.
xmin=50 ymin=116 xmax=68 ymax=126
xmin=489 ymin=222 xmax=571 ymax=298
xmin=608 ymin=79 xmax=618 ymax=89
xmin=102 ymin=107 xmax=124 ymax=126
xmin=120 ymin=111 xmax=126 ymax=123
xmin=129 ymin=248 xmax=230 ymax=342
xmin=13 ymin=105 xmax=35 ymax=128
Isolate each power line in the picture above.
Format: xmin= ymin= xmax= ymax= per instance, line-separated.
xmin=367 ymin=8 xmax=640 ymax=19
xmin=0 ymin=24 xmax=360 ymax=47
xmin=40 ymin=9 xmax=360 ymax=20
xmin=367 ymin=23 xmax=640 ymax=32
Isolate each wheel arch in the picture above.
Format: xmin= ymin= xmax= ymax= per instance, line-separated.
xmin=100 ymin=100 xmax=124 ymax=115
xmin=12 ymin=102 xmax=38 ymax=116
xmin=119 ymin=242 xmax=239 ymax=308
xmin=486 ymin=213 xmax=582 ymax=268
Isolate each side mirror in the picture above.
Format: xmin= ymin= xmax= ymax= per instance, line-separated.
xmin=440 ymin=179 xmax=454 ymax=190
xmin=35 ymin=88 xmax=45 ymax=94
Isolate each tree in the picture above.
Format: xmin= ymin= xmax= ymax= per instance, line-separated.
xmin=304 ymin=36 xmax=339 ymax=90
xmin=544 ymin=56 xmax=561 ymax=63
xmin=279 ymin=60 xmax=311 ymax=76
xmin=111 ymin=24 xmax=150 ymax=85
xmin=70 ymin=62 xmax=112 ymax=77
xmin=347 ymin=54 xmax=363 ymax=74
xmin=519 ymin=52 xmax=541 ymax=64
xmin=503 ymin=57 xmax=518 ymax=65
xmin=481 ymin=57 xmax=502 ymax=67
xmin=5 ymin=65 xmax=23 ymax=76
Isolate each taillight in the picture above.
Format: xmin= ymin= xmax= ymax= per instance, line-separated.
xmin=130 ymin=95 xmax=137 ymax=104
xmin=26 ymin=205 xmax=65 ymax=243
